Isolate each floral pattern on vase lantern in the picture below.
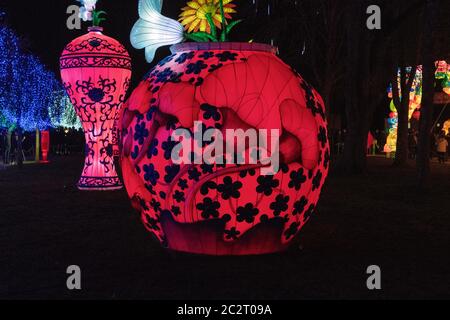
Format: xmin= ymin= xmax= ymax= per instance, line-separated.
xmin=60 ymin=26 xmax=131 ymax=190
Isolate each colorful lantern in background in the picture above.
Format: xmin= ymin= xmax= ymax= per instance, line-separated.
xmin=40 ymin=130 xmax=50 ymax=163
xmin=60 ymin=26 xmax=131 ymax=190
xmin=443 ymin=120 xmax=450 ymax=135
xmin=121 ymin=0 xmax=329 ymax=255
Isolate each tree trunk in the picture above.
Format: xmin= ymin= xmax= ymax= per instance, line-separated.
xmin=393 ymin=67 xmax=417 ymax=167
xmin=417 ymin=0 xmax=437 ymax=190
xmin=35 ymin=128 xmax=40 ymax=163
xmin=16 ymin=127 xmax=23 ymax=168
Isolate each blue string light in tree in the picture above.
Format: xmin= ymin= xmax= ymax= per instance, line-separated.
xmin=0 ymin=24 xmax=61 ymax=132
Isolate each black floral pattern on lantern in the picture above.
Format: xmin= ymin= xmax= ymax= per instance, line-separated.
xmin=318 ymin=126 xmax=327 ymax=148
xmin=164 ymin=164 xmax=180 ymax=184
xmin=188 ymin=167 xmax=201 ymax=182
xmin=200 ymin=180 xmax=217 ymax=196
xmin=208 ymin=63 xmax=223 ymax=73
xmin=199 ymin=51 xmax=215 ymax=59
xmin=224 ymin=227 xmax=241 ymax=240
xmin=197 ymin=197 xmax=221 ymax=219
xmin=175 ymin=51 xmax=195 ymax=64
xmin=284 ymin=222 xmax=300 ymax=240
xmin=173 ymin=190 xmax=185 ymax=203
xmin=288 ymin=168 xmax=307 ymax=191
xmin=145 ymin=214 xmax=160 ymax=231
xmin=154 ymin=68 xmax=174 ymax=84
xmin=171 ymin=205 xmax=181 ymax=216
xmin=146 ymin=106 xmax=157 ymax=121
xmin=239 ymin=168 xmax=256 ymax=178
xmin=303 ymin=204 xmax=315 ymax=221
xmin=293 ymin=196 xmax=308 ymax=216
xmin=147 ymin=138 xmax=159 ymax=158
xmin=256 ymin=175 xmax=279 ymax=196
xmin=143 ymin=164 xmax=160 ymax=186
xmin=237 ymin=203 xmax=259 ymax=223
xmin=178 ymin=178 xmax=188 ymax=190
xmin=270 ymin=195 xmax=290 ymax=216
xmin=200 ymin=163 xmax=214 ymax=174
xmin=201 ymin=104 xmax=221 ymax=121
xmin=162 ymin=136 xmax=178 ymax=160
xmin=217 ymin=176 xmax=242 ymax=200
xmin=216 ymin=51 xmax=238 ymax=62
xmin=150 ymin=199 xmax=161 ymax=212
xmin=186 ymin=60 xmax=207 ymax=75
xmin=134 ymin=123 xmax=149 ymax=145
xmin=312 ymin=171 xmax=323 ymax=191
xmin=157 ymin=54 xmax=175 ymax=67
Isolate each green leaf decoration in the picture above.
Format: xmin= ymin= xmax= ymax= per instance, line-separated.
xmin=226 ymin=19 xmax=242 ymax=34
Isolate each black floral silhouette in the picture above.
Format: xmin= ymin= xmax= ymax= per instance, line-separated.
xmin=201 ymin=104 xmax=221 ymax=121
xmin=200 ymin=180 xmax=217 ymax=195
xmin=270 ymin=195 xmax=290 ymax=216
xmin=200 ymin=163 xmax=214 ymax=174
xmin=164 ymin=164 xmax=180 ymax=184
xmin=150 ymin=199 xmax=161 ymax=212
xmin=199 ymin=51 xmax=215 ymax=59
xmin=173 ymin=190 xmax=185 ymax=203
xmin=217 ymin=176 xmax=242 ymax=200
xmin=312 ymin=171 xmax=323 ymax=191
xmin=197 ymin=197 xmax=221 ymax=219
xmin=284 ymin=222 xmax=300 ymax=240
xmin=175 ymin=51 xmax=195 ymax=64
xmin=186 ymin=60 xmax=208 ymax=75
xmin=256 ymin=175 xmax=279 ymax=196
xmin=178 ymin=178 xmax=188 ymax=190
xmin=216 ymin=51 xmax=238 ymax=62
xmin=162 ymin=136 xmax=178 ymax=160
xmin=288 ymin=168 xmax=306 ymax=190
xmin=171 ymin=206 xmax=181 ymax=216
xmin=188 ymin=167 xmax=201 ymax=182
xmin=224 ymin=227 xmax=241 ymax=240
xmin=293 ymin=196 xmax=308 ymax=215
xmin=239 ymin=168 xmax=256 ymax=178
xmin=143 ymin=164 xmax=159 ymax=186
xmin=208 ymin=63 xmax=223 ymax=73
xmin=318 ymin=126 xmax=327 ymax=148
xmin=155 ymin=68 xmax=174 ymax=84
xmin=147 ymin=138 xmax=159 ymax=158
xmin=145 ymin=214 xmax=160 ymax=231
xmin=134 ymin=122 xmax=149 ymax=145
xmin=237 ymin=203 xmax=259 ymax=223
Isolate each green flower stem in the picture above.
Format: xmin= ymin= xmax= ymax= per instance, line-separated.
xmin=205 ymin=13 xmax=218 ymax=41
xmin=219 ymin=0 xmax=227 ymax=41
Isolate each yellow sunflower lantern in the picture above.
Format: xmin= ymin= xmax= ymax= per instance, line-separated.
xmin=179 ymin=0 xmax=238 ymax=41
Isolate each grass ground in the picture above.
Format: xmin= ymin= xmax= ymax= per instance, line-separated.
xmin=0 ymin=155 xmax=449 ymax=299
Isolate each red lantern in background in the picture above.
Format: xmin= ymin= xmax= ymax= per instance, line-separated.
xmin=120 ymin=43 xmax=330 ymax=255
xmin=60 ymin=27 xmax=131 ymax=191
xmin=40 ymin=130 xmax=50 ymax=163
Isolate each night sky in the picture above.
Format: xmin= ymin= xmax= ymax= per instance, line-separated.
xmin=0 ymin=0 xmax=261 ymax=89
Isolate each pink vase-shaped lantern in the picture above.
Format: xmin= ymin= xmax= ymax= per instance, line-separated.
xmin=60 ymin=27 xmax=132 ymax=190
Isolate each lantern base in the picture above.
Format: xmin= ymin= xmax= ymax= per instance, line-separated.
xmin=160 ymin=212 xmax=290 ymax=256
xmin=77 ymin=176 xmax=123 ymax=191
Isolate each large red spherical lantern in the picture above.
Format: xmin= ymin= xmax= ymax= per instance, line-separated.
xmin=120 ymin=43 xmax=329 ymax=255
xmin=60 ymin=27 xmax=132 ymax=191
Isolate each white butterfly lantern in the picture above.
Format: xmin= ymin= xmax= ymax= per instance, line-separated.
xmin=130 ymin=0 xmax=185 ymax=63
